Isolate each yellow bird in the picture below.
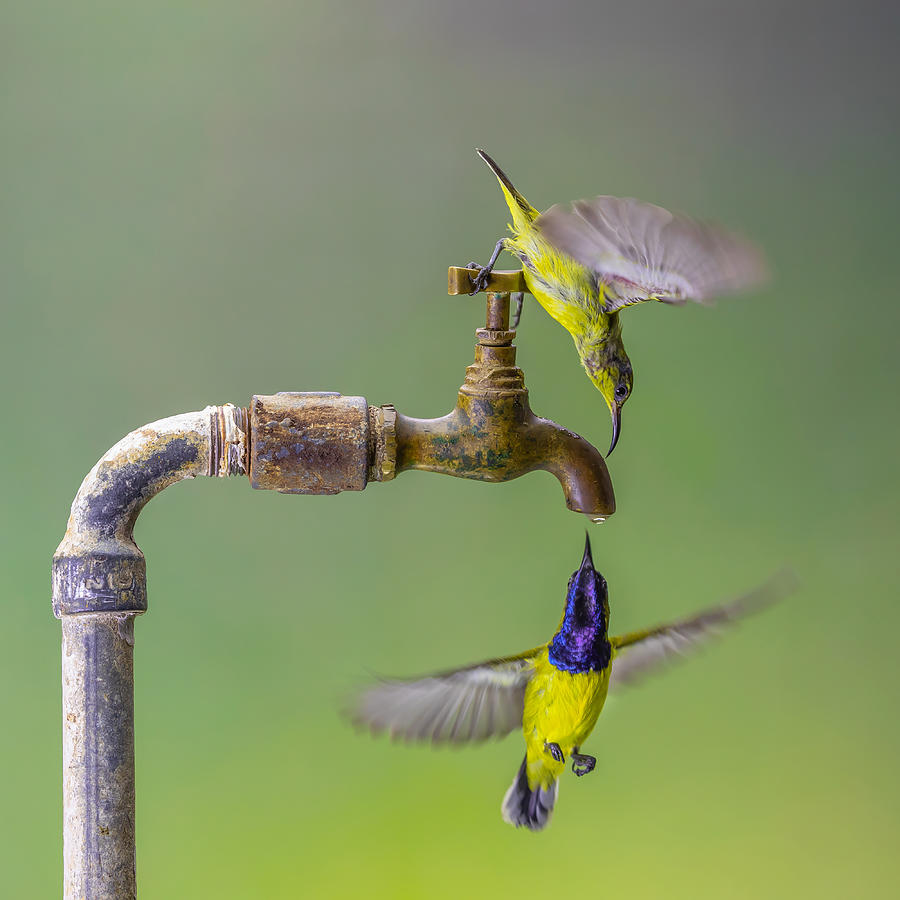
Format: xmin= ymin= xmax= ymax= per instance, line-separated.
xmin=468 ymin=150 xmax=767 ymax=454
xmin=352 ymin=535 xmax=791 ymax=830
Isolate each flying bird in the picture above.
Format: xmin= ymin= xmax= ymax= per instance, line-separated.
xmin=468 ymin=150 xmax=767 ymax=455
xmin=351 ymin=535 xmax=792 ymax=831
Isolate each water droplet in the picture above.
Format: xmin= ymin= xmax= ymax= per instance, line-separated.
xmin=586 ymin=515 xmax=607 ymax=525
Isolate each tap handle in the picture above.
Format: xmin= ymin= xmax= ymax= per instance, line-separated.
xmin=447 ymin=266 xmax=525 ymax=296
xmin=448 ymin=266 xmax=526 ymax=332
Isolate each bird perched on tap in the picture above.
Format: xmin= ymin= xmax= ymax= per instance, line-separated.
xmin=351 ymin=535 xmax=793 ymax=831
xmin=467 ymin=150 xmax=767 ymax=455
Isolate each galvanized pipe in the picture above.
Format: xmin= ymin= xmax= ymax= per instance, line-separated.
xmin=52 ymin=405 xmax=248 ymax=899
xmin=61 ymin=614 xmax=137 ymax=898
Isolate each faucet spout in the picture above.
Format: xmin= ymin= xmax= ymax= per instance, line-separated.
xmin=394 ymin=290 xmax=615 ymax=517
xmin=527 ymin=419 xmax=616 ymax=518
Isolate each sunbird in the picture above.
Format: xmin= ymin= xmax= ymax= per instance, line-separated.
xmin=468 ymin=150 xmax=767 ymax=455
xmin=352 ymin=535 xmax=791 ymax=831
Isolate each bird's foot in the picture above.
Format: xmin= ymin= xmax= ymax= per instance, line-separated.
xmin=466 ymin=263 xmax=494 ymax=294
xmin=511 ymin=292 xmax=524 ymax=329
xmin=466 ymin=238 xmax=506 ymax=294
xmin=571 ymin=753 xmax=596 ymax=777
xmin=544 ymin=741 xmax=564 ymax=763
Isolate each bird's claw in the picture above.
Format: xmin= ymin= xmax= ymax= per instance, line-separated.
xmin=467 ymin=263 xmax=493 ymax=295
xmin=571 ymin=753 xmax=596 ymax=777
xmin=466 ymin=239 xmax=506 ymax=295
xmin=544 ymin=741 xmax=564 ymax=763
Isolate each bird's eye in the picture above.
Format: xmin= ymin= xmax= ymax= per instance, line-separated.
xmin=614 ymin=383 xmax=629 ymax=401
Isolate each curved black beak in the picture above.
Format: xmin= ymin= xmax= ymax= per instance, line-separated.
xmin=607 ymin=403 xmax=621 ymax=457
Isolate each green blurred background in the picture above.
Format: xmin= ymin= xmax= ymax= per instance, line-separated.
xmin=3 ymin=1 xmax=899 ymax=896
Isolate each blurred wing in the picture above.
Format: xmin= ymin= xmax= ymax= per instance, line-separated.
xmin=350 ymin=649 xmax=541 ymax=744
xmin=609 ymin=570 xmax=796 ymax=690
xmin=536 ymin=196 xmax=767 ymax=310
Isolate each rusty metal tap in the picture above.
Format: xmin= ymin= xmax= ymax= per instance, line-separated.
xmin=392 ymin=269 xmax=615 ymax=518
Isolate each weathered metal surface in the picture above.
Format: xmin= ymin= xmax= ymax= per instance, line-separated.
xmin=483 ymin=291 xmax=516 ymax=332
xmin=53 ymin=405 xmax=247 ymax=617
xmin=62 ymin=615 xmax=137 ymax=900
xmin=394 ymin=292 xmax=616 ymax=516
xmin=210 ymin=403 xmax=249 ymax=478
xmin=368 ymin=403 xmax=397 ymax=482
xmin=448 ymin=266 xmax=526 ymax=295
xmin=52 ymin=404 xmax=246 ymax=900
xmin=248 ymin=393 xmax=373 ymax=494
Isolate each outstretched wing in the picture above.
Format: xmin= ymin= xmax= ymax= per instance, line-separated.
xmin=609 ymin=570 xmax=796 ymax=690
xmin=536 ymin=195 xmax=766 ymax=311
xmin=350 ymin=649 xmax=541 ymax=744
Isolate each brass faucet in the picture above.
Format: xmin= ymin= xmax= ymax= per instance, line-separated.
xmin=393 ymin=267 xmax=615 ymax=517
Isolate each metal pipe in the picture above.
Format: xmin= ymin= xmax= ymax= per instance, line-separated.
xmin=60 ymin=614 xmax=136 ymax=899
xmin=52 ymin=405 xmax=248 ymax=899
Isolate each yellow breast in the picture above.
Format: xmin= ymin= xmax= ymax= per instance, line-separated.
xmin=507 ymin=227 xmax=604 ymax=337
xmin=521 ymin=647 xmax=610 ymax=785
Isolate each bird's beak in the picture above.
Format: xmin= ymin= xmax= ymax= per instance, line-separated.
xmin=606 ymin=404 xmax=621 ymax=457
xmin=579 ymin=532 xmax=594 ymax=573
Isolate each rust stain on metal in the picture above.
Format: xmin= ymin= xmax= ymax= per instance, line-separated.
xmin=249 ymin=393 xmax=374 ymax=494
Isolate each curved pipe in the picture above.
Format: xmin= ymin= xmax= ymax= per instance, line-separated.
xmin=529 ymin=419 xmax=615 ymax=517
xmin=52 ymin=405 xmax=246 ymax=900
xmin=395 ymin=397 xmax=615 ymax=517
xmin=55 ymin=405 xmax=246 ymax=570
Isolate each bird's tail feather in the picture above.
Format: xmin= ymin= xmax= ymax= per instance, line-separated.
xmin=501 ymin=756 xmax=558 ymax=831
xmin=476 ymin=149 xmax=539 ymax=230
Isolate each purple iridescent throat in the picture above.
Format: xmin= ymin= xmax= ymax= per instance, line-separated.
xmin=547 ymin=535 xmax=612 ymax=674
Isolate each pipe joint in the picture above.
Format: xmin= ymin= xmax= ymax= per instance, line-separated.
xmin=209 ymin=403 xmax=249 ymax=477
xmin=247 ymin=392 xmax=397 ymax=494
xmin=52 ymin=405 xmax=247 ymax=619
